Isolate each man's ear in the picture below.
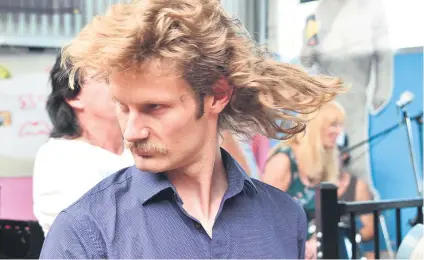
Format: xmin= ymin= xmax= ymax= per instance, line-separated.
xmin=209 ymin=77 xmax=233 ymax=114
xmin=66 ymin=95 xmax=84 ymax=110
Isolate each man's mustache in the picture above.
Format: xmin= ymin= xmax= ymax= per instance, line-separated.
xmin=124 ymin=140 xmax=169 ymax=155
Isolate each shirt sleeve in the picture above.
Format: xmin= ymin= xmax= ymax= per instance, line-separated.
xmin=297 ymin=207 xmax=307 ymax=259
xmin=40 ymin=211 xmax=102 ymax=259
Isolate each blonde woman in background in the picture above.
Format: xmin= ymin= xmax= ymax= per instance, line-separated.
xmin=263 ymin=101 xmax=344 ymax=213
xmin=262 ymin=101 xmax=345 ymax=259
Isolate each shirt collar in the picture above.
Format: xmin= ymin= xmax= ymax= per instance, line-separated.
xmin=133 ymin=148 xmax=258 ymax=205
xmin=221 ymin=148 xmax=258 ymax=196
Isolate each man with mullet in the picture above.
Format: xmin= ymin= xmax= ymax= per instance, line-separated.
xmin=41 ymin=0 xmax=344 ymax=258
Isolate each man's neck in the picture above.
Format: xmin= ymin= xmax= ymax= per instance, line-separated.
xmin=78 ymin=118 xmax=124 ymax=155
xmin=166 ymin=144 xmax=228 ymax=237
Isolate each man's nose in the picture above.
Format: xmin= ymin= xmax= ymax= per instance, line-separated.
xmin=123 ymin=113 xmax=150 ymax=142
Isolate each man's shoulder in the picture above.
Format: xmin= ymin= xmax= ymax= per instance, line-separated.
xmin=35 ymin=138 xmax=62 ymax=158
xmin=35 ymin=138 xmax=85 ymax=159
xmin=250 ymin=179 xmax=307 ymax=239
xmin=34 ymin=138 xmax=83 ymax=176
xmin=43 ymin=166 xmax=138 ymax=254
xmin=251 ymin=178 xmax=305 ymax=214
xmin=65 ymin=166 xmax=135 ymax=212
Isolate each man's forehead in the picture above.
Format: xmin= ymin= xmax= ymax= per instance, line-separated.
xmin=112 ymin=58 xmax=179 ymax=77
xmin=108 ymin=69 xmax=194 ymax=103
xmin=110 ymin=71 xmax=183 ymax=89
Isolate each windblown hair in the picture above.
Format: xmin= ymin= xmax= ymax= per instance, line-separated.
xmin=269 ymin=101 xmax=346 ymax=183
xmin=62 ymin=0 xmax=345 ymax=140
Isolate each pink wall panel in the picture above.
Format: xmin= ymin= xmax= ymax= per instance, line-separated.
xmin=0 ymin=177 xmax=35 ymax=221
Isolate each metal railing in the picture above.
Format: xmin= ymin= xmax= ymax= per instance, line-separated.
xmin=315 ymin=182 xmax=423 ymax=259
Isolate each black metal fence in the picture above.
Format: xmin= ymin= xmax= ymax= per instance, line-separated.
xmin=315 ymin=182 xmax=423 ymax=259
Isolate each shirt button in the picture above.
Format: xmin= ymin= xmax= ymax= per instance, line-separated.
xmin=194 ymin=222 xmax=201 ymax=229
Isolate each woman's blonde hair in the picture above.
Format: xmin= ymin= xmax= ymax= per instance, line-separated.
xmin=62 ymin=0 xmax=345 ymax=140
xmin=270 ymin=101 xmax=345 ymax=183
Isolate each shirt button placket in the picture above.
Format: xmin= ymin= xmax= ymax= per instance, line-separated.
xmin=211 ymin=223 xmax=230 ymax=258
xmin=194 ymin=222 xmax=202 ymax=230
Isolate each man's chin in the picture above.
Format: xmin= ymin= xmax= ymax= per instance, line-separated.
xmin=137 ymin=168 xmax=162 ymax=174
xmin=134 ymin=158 xmax=164 ymax=173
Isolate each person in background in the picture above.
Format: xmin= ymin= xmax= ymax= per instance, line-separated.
xmin=32 ymin=54 xmax=134 ymax=235
xmin=39 ymin=0 xmax=344 ymax=258
xmin=338 ymin=133 xmax=375 ymax=259
xmin=262 ymin=101 xmax=345 ymax=259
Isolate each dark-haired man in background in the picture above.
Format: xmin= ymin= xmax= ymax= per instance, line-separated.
xmin=32 ymin=54 xmax=134 ymax=235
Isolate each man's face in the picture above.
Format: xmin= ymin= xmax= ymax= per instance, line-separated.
xmin=78 ymin=76 xmax=117 ymax=121
xmin=109 ymin=66 xmax=212 ymax=173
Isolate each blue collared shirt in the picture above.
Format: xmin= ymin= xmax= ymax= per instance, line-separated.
xmin=41 ymin=150 xmax=307 ymax=259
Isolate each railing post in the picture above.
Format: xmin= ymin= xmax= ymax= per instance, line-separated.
xmin=315 ymin=182 xmax=339 ymax=259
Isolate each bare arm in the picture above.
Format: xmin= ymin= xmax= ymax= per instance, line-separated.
xmin=220 ymin=131 xmax=252 ymax=176
xmin=261 ymin=153 xmax=292 ymax=192
xmin=355 ymin=179 xmax=374 ymax=241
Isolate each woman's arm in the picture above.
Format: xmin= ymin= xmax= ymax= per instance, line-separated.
xmin=261 ymin=153 xmax=292 ymax=191
xmin=355 ymin=179 xmax=374 ymax=241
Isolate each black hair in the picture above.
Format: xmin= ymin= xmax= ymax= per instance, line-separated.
xmin=46 ymin=54 xmax=82 ymax=138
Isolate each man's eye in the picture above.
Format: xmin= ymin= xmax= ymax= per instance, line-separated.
xmin=148 ymin=104 xmax=162 ymax=111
